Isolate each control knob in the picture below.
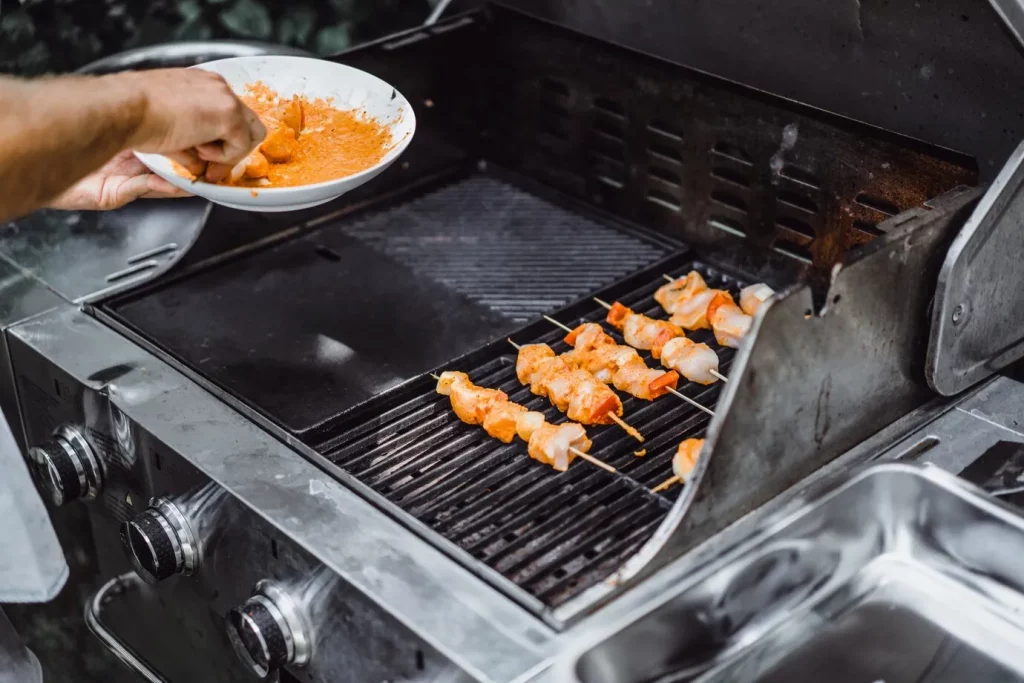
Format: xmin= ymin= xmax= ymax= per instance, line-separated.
xmin=28 ymin=425 xmax=103 ymax=506
xmin=119 ymin=497 xmax=198 ymax=584
xmin=227 ymin=580 xmax=311 ymax=678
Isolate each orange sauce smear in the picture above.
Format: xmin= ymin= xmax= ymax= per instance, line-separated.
xmin=174 ymin=81 xmax=396 ymax=188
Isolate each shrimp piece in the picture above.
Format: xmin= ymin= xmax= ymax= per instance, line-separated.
xmin=739 ymin=283 xmax=774 ymax=317
xmin=448 ymin=377 xmax=507 ymax=425
xmin=607 ymin=302 xmax=683 ymax=358
xmin=660 ymin=337 xmax=720 ymax=385
xmin=228 ymin=150 xmax=270 ymax=183
xmin=669 ymin=289 xmax=719 ymax=330
xmin=515 ymin=344 xmax=557 ymax=386
xmin=673 ymin=438 xmax=704 ymax=479
xmin=528 ymin=422 xmax=592 ymax=472
xmin=482 ymin=401 xmax=527 ymax=443
xmin=435 ymin=371 xmax=470 ymax=395
xmin=271 ymin=97 xmax=305 ymax=134
xmin=259 ymin=118 xmax=299 ymax=163
xmin=707 ymin=292 xmax=753 ymax=349
xmin=565 ymin=370 xmax=622 ymax=425
xmin=514 ymin=411 xmax=547 ymax=442
xmin=655 ymin=271 xmax=709 ymax=314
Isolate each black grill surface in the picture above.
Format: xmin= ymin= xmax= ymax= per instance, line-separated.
xmin=315 ymin=256 xmax=747 ymax=611
xmin=338 ymin=175 xmax=669 ymax=322
xmin=105 ymin=173 xmax=670 ymax=440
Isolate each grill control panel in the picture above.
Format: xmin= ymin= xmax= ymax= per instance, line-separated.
xmin=28 ymin=424 xmax=104 ymax=506
xmin=227 ymin=580 xmax=311 ymax=678
xmin=119 ymin=497 xmax=199 ymax=584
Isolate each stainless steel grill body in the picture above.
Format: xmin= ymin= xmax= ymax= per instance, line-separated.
xmin=5 ymin=3 xmax=1024 ymax=681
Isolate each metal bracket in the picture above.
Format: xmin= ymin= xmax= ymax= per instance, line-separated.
xmin=84 ymin=574 xmax=170 ymax=683
xmin=928 ymin=140 xmax=1024 ymax=396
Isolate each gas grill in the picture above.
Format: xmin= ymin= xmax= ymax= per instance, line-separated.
xmin=6 ymin=2 xmax=1024 ymax=681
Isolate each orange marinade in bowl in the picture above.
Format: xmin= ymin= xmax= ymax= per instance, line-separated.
xmin=175 ymin=82 xmax=396 ymax=188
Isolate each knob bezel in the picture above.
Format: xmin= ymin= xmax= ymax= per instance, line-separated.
xmin=120 ymin=497 xmax=198 ymax=584
xmin=29 ymin=425 xmax=102 ymax=506
xmin=227 ymin=580 xmax=311 ymax=678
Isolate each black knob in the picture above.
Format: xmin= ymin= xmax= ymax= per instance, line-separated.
xmin=30 ymin=441 xmax=83 ymax=506
xmin=231 ymin=599 xmax=290 ymax=674
xmin=227 ymin=581 xmax=310 ymax=678
xmin=119 ymin=498 xmax=197 ymax=584
xmin=28 ymin=426 xmax=101 ymax=506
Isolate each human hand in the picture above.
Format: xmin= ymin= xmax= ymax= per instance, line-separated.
xmin=113 ymin=68 xmax=266 ymax=183
xmin=46 ymin=150 xmax=191 ymax=211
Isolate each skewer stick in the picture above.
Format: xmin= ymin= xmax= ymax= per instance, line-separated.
xmin=666 ymin=387 xmax=715 ymax=417
xmin=710 ymin=369 xmax=729 ymax=383
xmin=507 ymin=339 xmax=643 ymax=442
xmin=431 ymin=373 xmax=441 ymax=380
xmin=662 ymin=274 xmax=676 ymax=283
xmin=593 ymin=297 xmax=612 ymax=310
xmin=507 ymin=338 xmax=521 ymax=350
xmin=543 ymin=315 xmax=573 ymax=334
xmin=652 ymin=475 xmax=682 ymax=493
xmin=571 ymin=447 xmax=616 ymax=473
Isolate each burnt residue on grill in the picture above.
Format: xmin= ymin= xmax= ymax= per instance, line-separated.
xmin=315 ymin=259 xmax=747 ymax=609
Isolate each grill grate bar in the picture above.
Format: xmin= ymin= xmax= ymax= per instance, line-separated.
xmin=319 ymin=260 xmax=749 ymax=609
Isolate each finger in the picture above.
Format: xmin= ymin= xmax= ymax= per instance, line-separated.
xmin=108 ymin=173 xmax=161 ymax=208
xmin=196 ymin=105 xmax=266 ymax=166
xmin=166 ymin=149 xmax=207 ymax=177
xmin=146 ymin=174 xmax=193 ymax=197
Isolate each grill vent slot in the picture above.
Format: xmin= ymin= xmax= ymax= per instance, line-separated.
xmin=855 ymin=193 xmax=901 ymax=216
xmin=317 ymin=261 xmax=747 ymax=609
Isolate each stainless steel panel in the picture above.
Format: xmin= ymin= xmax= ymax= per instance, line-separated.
xmin=929 ymin=140 xmax=1024 ymax=395
xmin=7 ymin=304 xmax=552 ymax=682
xmin=559 ymin=463 xmax=1024 ymax=682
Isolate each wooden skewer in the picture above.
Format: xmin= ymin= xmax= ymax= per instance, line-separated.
xmin=543 ymin=314 xmax=573 ymax=334
xmin=594 ymin=297 xmax=612 ymax=310
xmin=508 ymin=338 xmax=521 ymax=350
xmin=432 ymin=369 xmax=616 ymax=473
xmin=571 ymin=448 xmax=616 ymax=473
xmin=666 ymin=387 xmax=715 ymax=417
xmin=506 ymin=339 xmax=643 ymax=442
xmin=662 ymin=274 xmax=676 ymax=283
xmin=652 ymin=474 xmax=682 ymax=493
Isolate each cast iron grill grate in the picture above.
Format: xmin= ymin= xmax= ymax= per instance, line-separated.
xmin=318 ymin=260 xmax=745 ymax=609
xmin=337 ymin=175 xmax=670 ymax=322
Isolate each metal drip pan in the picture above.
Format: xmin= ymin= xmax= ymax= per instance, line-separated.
xmin=559 ymin=463 xmax=1024 ymax=683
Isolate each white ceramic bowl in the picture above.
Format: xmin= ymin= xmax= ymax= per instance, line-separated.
xmin=134 ymin=56 xmax=416 ymax=212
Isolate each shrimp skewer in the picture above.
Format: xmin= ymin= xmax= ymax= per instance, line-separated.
xmin=590 ymin=301 xmax=725 ymax=385
xmin=657 ymin=272 xmax=775 ymax=348
xmin=544 ymin=317 xmax=716 ymax=417
xmin=433 ymin=371 xmax=614 ymax=473
xmin=652 ymin=438 xmax=704 ymax=492
xmin=508 ymin=341 xmax=644 ymax=442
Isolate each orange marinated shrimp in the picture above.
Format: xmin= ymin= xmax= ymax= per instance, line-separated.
xmin=673 ymin=438 xmax=704 ymax=479
xmin=659 ymin=337 xmax=720 ymax=385
xmin=707 ymin=292 xmax=752 ymax=349
xmin=434 ymin=371 xmax=592 ymax=472
xmin=655 ymin=271 xmax=709 ymax=313
xmin=528 ymin=422 xmax=592 ymax=472
xmin=739 ymin=283 xmax=774 ymax=316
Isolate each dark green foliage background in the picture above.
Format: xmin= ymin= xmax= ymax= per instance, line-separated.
xmin=0 ymin=0 xmax=435 ymax=75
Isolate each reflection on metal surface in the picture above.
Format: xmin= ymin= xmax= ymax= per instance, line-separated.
xmin=597 ymin=185 xmax=982 ymax=609
xmin=85 ymin=574 xmax=169 ymax=683
xmin=561 ymin=464 xmax=1024 ymax=683
xmin=929 ymin=140 xmax=1024 ymax=396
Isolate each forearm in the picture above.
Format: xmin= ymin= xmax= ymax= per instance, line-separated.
xmin=0 ymin=73 xmax=148 ymax=222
